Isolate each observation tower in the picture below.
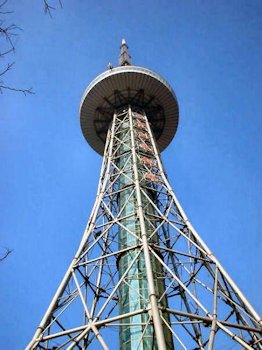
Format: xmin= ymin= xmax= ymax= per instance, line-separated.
xmin=27 ymin=40 xmax=261 ymax=349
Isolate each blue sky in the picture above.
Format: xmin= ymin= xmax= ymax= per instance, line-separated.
xmin=1 ymin=1 xmax=261 ymax=348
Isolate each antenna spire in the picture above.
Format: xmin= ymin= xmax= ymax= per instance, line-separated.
xmin=119 ymin=38 xmax=132 ymax=66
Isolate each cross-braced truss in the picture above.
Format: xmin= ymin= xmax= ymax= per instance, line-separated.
xmin=27 ymin=107 xmax=261 ymax=350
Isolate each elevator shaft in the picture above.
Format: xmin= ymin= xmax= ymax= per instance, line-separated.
xmin=117 ymin=107 xmax=173 ymax=350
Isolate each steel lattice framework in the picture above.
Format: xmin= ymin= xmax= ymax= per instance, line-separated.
xmin=27 ymin=41 xmax=261 ymax=350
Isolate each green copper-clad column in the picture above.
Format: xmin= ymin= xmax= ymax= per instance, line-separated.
xmin=117 ymin=108 xmax=174 ymax=350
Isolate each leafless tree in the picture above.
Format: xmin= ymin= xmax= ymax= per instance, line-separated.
xmin=0 ymin=0 xmax=63 ymax=95
xmin=0 ymin=0 xmax=33 ymax=94
xmin=1 ymin=1 xmax=62 ymax=260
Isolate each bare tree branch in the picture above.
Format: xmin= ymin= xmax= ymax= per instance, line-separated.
xmin=43 ymin=0 xmax=55 ymax=17
xmin=0 ymin=247 xmax=12 ymax=262
xmin=0 ymin=61 xmax=14 ymax=77
xmin=0 ymin=0 xmax=9 ymax=8
xmin=0 ymin=0 xmax=10 ymax=13
xmin=0 ymin=22 xmax=21 ymax=50
xmin=0 ymin=85 xmax=34 ymax=95
xmin=0 ymin=0 xmax=33 ymax=95
xmin=0 ymin=46 xmax=14 ymax=56
xmin=43 ymin=0 xmax=63 ymax=17
xmin=0 ymin=61 xmax=34 ymax=94
xmin=0 ymin=0 xmax=64 ymax=95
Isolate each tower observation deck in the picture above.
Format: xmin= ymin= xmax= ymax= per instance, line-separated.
xmin=80 ymin=39 xmax=179 ymax=156
xmin=27 ymin=40 xmax=261 ymax=350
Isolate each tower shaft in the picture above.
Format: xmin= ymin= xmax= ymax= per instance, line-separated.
xmin=117 ymin=107 xmax=173 ymax=349
xmin=27 ymin=105 xmax=261 ymax=350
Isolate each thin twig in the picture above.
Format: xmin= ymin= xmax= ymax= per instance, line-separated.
xmin=0 ymin=61 xmax=14 ymax=76
xmin=0 ymin=248 xmax=12 ymax=262
xmin=0 ymin=85 xmax=34 ymax=95
xmin=0 ymin=0 xmax=34 ymax=95
xmin=0 ymin=0 xmax=9 ymax=9
xmin=43 ymin=0 xmax=63 ymax=17
xmin=44 ymin=0 xmax=55 ymax=17
xmin=0 ymin=47 xmax=14 ymax=56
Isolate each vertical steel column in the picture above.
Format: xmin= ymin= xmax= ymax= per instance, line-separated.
xmin=117 ymin=106 xmax=174 ymax=349
xmin=129 ymin=106 xmax=167 ymax=350
xmin=115 ymin=109 xmax=148 ymax=350
xmin=118 ymin=108 xmax=158 ymax=349
xmin=117 ymin=108 xmax=145 ymax=349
